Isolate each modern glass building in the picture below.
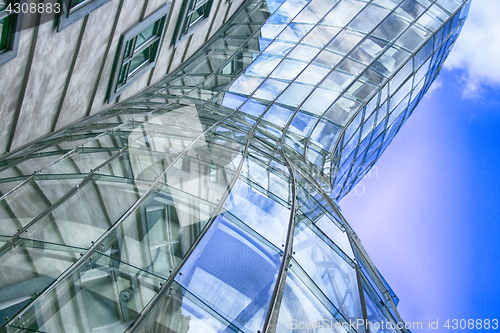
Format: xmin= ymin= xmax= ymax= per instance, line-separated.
xmin=0 ymin=0 xmax=470 ymax=332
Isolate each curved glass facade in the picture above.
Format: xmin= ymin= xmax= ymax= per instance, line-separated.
xmin=0 ymin=0 xmax=470 ymax=332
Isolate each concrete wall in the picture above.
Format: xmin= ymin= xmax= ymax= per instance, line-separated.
xmin=0 ymin=0 xmax=245 ymax=156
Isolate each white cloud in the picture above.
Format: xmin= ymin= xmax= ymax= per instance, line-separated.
xmin=444 ymin=0 xmax=500 ymax=98
xmin=427 ymin=76 xmax=443 ymax=95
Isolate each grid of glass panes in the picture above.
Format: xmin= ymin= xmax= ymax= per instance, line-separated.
xmin=0 ymin=0 xmax=470 ymax=331
xmin=330 ymin=1 xmax=470 ymax=199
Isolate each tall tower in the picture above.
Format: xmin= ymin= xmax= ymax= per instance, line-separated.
xmin=0 ymin=0 xmax=470 ymax=332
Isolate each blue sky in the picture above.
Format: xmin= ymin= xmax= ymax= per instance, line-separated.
xmin=340 ymin=0 xmax=500 ymax=331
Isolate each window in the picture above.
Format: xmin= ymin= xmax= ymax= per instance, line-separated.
xmin=108 ymin=3 xmax=170 ymax=102
xmin=0 ymin=0 xmax=22 ymax=66
xmin=58 ymin=0 xmax=111 ymax=31
xmin=220 ymin=53 xmax=244 ymax=75
xmin=175 ymin=0 xmax=213 ymax=44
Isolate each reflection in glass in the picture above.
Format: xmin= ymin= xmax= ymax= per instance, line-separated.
xmin=176 ymin=215 xmax=280 ymax=332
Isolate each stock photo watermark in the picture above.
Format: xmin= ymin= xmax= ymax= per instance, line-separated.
xmin=289 ymin=318 xmax=499 ymax=331
xmin=290 ymin=319 xmax=421 ymax=331
xmin=333 ymin=166 xmax=379 ymax=197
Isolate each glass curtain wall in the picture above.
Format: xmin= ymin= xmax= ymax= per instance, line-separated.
xmin=0 ymin=0 xmax=470 ymax=332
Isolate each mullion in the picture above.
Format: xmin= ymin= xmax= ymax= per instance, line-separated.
xmin=192 ymin=0 xmax=210 ymax=11
xmin=120 ymin=34 xmax=159 ymax=85
xmin=69 ymin=0 xmax=93 ymax=13
xmin=135 ymin=20 xmax=161 ymax=49
xmin=128 ymin=44 xmax=154 ymax=78
xmin=133 ymin=35 xmax=160 ymax=56
xmin=121 ymin=37 xmax=140 ymax=82
xmin=118 ymin=61 xmax=132 ymax=86
xmin=190 ymin=3 xmax=208 ymax=27
xmin=185 ymin=0 xmax=210 ymax=32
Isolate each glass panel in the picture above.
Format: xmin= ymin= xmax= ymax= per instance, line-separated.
xmin=223 ymin=180 xmax=290 ymax=248
xmin=310 ymin=120 xmax=340 ymax=151
xmin=189 ymin=9 xmax=203 ymax=28
xmin=69 ymin=0 xmax=90 ymax=9
xmin=98 ymin=184 xmax=216 ymax=278
xmin=134 ymin=282 xmax=240 ymax=333
xmin=288 ymin=111 xmax=317 ymax=136
xmin=269 ymin=171 xmax=289 ymax=200
xmin=175 ymin=215 xmax=281 ymax=332
xmin=297 ymin=64 xmax=331 ymax=85
xmin=364 ymin=290 xmax=397 ymax=333
xmin=262 ymin=104 xmax=293 ymax=127
xmin=435 ymin=0 xmax=461 ymax=14
xmin=187 ymin=1 xmax=211 ymax=30
xmin=0 ymin=179 xmax=81 ymax=237
xmin=325 ymin=97 xmax=360 ymax=126
xmin=41 ymin=150 xmax=121 ymax=175
xmin=276 ymin=82 xmax=314 ymax=108
xmin=395 ymin=24 xmax=429 ymax=52
xmin=222 ymin=92 xmax=247 ymax=110
xmin=253 ymin=78 xmax=288 ymax=101
xmin=276 ymin=267 xmax=348 ymax=333
xmin=8 ymin=252 xmax=166 ymax=333
xmin=372 ymin=13 xmax=409 ymax=42
xmin=0 ymin=179 xmax=23 ymax=199
xmin=338 ymin=58 xmax=365 ymax=77
xmin=118 ymin=63 xmax=129 ymax=85
xmin=323 ymin=70 xmax=353 ymax=92
xmin=245 ymin=54 xmax=282 ymax=78
xmin=396 ymin=0 xmax=425 ymax=21
xmin=228 ymin=76 xmax=264 ymax=96
xmin=268 ymin=0 xmax=309 ymax=24
xmin=316 ymin=215 xmax=354 ymax=259
xmin=3 ymin=153 xmax=74 ymax=177
xmin=0 ymin=240 xmax=81 ymax=327
xmin=162 ymin=139 xmax=241 ymax=204
xmin=343 ymin=110 xmax=363 ymax=148
xmin=293 ymin=0 xmax=332 ymax=24
xmin=293 ymin=223 xmax=362 ymax=321
xmin=374 ymin=46 xmax=410 ymax=77
xmin=270 ymin=58 xmax=308 ymax=81
xmin=129 ymin=47 xmax=151 ymax=75
xmin=240 ymin=98 xmax=268 ymax=118
xmin=327 ymin=29 xmax=364 ymax=55
xmin=302 ymin=88 xmax=340 ymax=115
xmin=303 ymin=25 xmax=341 ymax=48
xmin=351 ymin=38 xmax=386 ymax=65
xmin=321 ymin=0 xmax=366 ymax=28
xmin=135 ymin=21 xmax=159 ymax=50
xmin=349 ymin=4 xmax=390 ymax=33
xmin=288 ymin=43 xmax=320 ymax=62
xmin=0 ymin=16 xmax=10 ymax=52
xmin=24 ymin=180 xmax=143 ymax=249
xmin=261 ymin=22 xmax=287 ymax=40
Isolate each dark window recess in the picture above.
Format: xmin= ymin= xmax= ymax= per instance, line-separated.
xmin=58 ymin=0 xmax=111 ymax=32
xmin=108 ymin=3 xmax=170 ymax=102
xmin=175 ymin=0 xmax=213 ymax=45
xmin=221 ymin=53 xmax=244 ymax=75
xmin=0 ymin=0 xmax=22 ymax=66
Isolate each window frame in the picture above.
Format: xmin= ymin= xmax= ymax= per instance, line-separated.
xmin=174 ymin=0 xmax=213 ymax=46
xmin=220 ymin=52 xmax=244 ymax=76
xmin=0 ymin=1 xmax=24 ymax=67
xmin=57 ymin=0 xmax=111 ymax=32
xmin=108 ymin=3 xmax=171 ymax=102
